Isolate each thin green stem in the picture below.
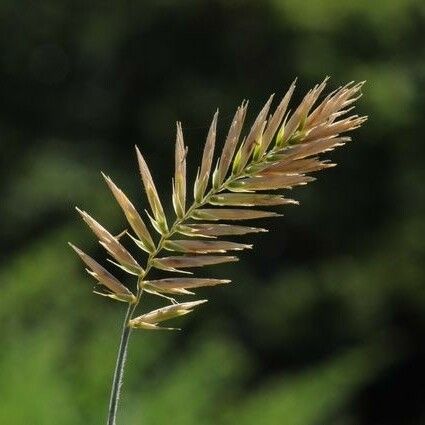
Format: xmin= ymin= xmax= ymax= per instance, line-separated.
xmin=106 ymin=303 xmax=135 ymax=425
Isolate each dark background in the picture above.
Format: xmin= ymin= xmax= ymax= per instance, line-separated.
xmin=1 ymin=1 xmax=425 ymax=424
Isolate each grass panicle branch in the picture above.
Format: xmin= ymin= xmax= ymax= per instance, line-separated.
xmin=69 ymin=78 xmax=366 ymax=425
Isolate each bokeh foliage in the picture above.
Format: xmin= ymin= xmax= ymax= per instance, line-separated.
xmin=1 ymin=1 xmax=424 ymax=424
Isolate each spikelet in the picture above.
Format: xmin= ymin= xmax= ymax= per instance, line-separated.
xmin=75 ymin=208 xmax=143 ymax=275
xmin=177 ymin=223 xmax=268 ymax=237
xmin=172 ymin=122 xmax=187 ymax=218
xmin=233 ymin=95 xmax=274 ymax=173
xmin=70 ymin=77 xmax=366 ymax=328
xmin=152 ymin=255 xmax=238 ymax=271
xmin=69 ymin=243 xmax=136 ymax=303
xmin=142 ymin=278 xmax=231 ymax=295
xmin=163 ymin=239 xmax=252 ymax=253
xmin=102 ymin=173 xmax=155 ymax=253
xmin=209 ymin=194 xmax=298 ymax=206
xmin=136 ymin=146 xmax=169 ymax=234
xmin=253 ymin=79 xmax=296 ymax=159
xmin=192 ymin=208 xmax=281 ymax=220
xmin=129 ymin=300 xmax=208 ymax=330
xmin=214 ymin=101 xmax=248 ymax=186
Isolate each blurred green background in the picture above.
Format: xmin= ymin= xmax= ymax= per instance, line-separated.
xmin=1 ymin=1 xmax=425 ymax=424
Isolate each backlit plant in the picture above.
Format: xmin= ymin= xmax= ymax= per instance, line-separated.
xmin=69 ymin=78 xmax=366 ymax=425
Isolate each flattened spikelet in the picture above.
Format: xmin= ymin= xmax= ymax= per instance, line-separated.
xmin=216 ymin=101 xmax=248 ymax=185
xmin=143 ymin=277 xmax=231 ymax=291
xmin=178 ymin=223 xmax=268 ymax=236
xmin=234 ymin=95 xmax=274 ymax=172
xmin=257 ymin=79 xmax=296 ymax=157
xmin=260 ymin=158 xmax=335 ymax=175
xmin=195 ymin=111 xmax=218 ymax=201
xmin=152 ymin=255 xmax=239 ymax=270
xmin=304 ymin=116 xmax=367 ymax=142
xmin=136 ymin=146 xmax=168 ymax=233
xmin=102 ymin=173 xmax=155 ymax=253
xmin=164 ymin=239 xmax=252 ymax=253
xmin=69 ymin=243 xmax=136 ymax=303
xmin=229 ymin=174 xmax=316 ymax=191
xmin=75 ymin=207 xmax=143 ymax=274
xmin=209 ymin=193 xmax=298 ymax=207
xmin=192 ymin=208 xmax=281 ymax=221
xmin=129 ymin=300 xmax=207 ymax=330
xmin=276 ymin=137 xmax=349 ymax=162
xmin=173 ymin=122 xmax=187 ymax=218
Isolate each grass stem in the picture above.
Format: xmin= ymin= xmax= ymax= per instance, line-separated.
xmin=107 ymin=304 xmax=133 ymax=425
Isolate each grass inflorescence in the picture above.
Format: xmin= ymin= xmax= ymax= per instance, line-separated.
xmin=69 ymin=77 xmax=366 ymax=424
